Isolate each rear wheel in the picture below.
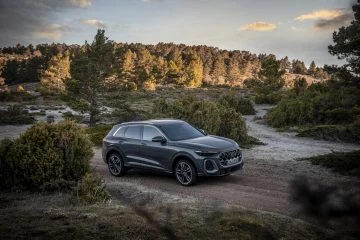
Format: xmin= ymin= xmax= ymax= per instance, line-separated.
xmin=175 ymin=160 xmax=197 ymax=186
xmin=107 ymin=152 xmax=126 ymax=177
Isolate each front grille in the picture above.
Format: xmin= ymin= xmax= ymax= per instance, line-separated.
xmin=219 ymin=149 xmax=242 ymax=166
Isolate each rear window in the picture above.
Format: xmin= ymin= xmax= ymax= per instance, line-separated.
xmin=114 ymin=126 xmax=127 ymax=137
xmin=124 ymin=126 xmax=142 ymax=140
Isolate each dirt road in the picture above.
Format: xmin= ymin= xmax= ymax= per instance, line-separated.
xmin=91 ymin=105 xmax=360 ymax=219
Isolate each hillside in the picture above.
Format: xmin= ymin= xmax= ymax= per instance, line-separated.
xmin=0 ymin=42 xmax=328 ymax=91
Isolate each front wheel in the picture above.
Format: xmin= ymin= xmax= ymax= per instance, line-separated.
xmin=107 ymin=152 xmax=126 ymax=177
xmin=175 ymin=160 xmax=197 ymax=186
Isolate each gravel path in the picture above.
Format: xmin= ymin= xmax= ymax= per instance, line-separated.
xmin=244 ymin=105 xmax=359 ymax=161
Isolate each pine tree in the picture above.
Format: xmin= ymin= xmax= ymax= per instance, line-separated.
xmin=211 ymin=54 xmax=226 ymax=84
xmin=185 ymin=54 xmax=203 ymax=87
xmin=329 ymin=0 xmax=360 ymax=75
xmin=280 ymin=56 xmax=291 ymax=72
xmin=67 ymin=29 xmax=114 ymax=126
xmin=226 ymin=59 xmax=241 ymax=86
xmin=40 ymin=52 xmax=70 ymax=93
xmin=308 ymin=61 xmax=317 ymax=76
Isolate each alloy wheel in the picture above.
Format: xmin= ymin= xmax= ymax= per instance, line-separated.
xmin=175 ymin=162 xmax=193 ymax=185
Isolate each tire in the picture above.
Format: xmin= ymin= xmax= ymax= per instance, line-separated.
xmin=107 ymin=152 xmax=126 ymax=177
xmin=175 ymin=159 xmax=197 ymax=186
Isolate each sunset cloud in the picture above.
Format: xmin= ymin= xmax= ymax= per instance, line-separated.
xmin=70 ymin=0 xmax=92 ymax=8
xmin=239 ymin=22 xmax=277 ymax=32
xmin=314 ymin=12 xmax=353 ymax=30
xmin=295 ymin=9 xmax=344 ymax=21
xmin=83 ymin=19 xmax=107 ymax=28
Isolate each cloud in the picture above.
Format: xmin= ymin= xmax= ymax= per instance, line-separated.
xmin=0 ymin=0 xmax=91 ymax=46
xmin=291 ymin=26 xmax=304 ymax=32
xmin=295 ymin=8 xmax=354 ymax=31
xmin=314 ymin=12 xmax=353 ymax=30
xmin=239 ymin=22 xmax=277 ymax=32
xmin=295 ymin=9 xmax=344 ymax=21
xmin=70 ymin=0 xmax=91 ymax=8
xmin=83 ymin=19 xmax=107 ymax=28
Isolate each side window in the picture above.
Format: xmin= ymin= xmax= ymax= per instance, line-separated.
xmin=143 ymin=126 xmax=162 ymax=141
xmin=114 ymin=127 xmax=127 ymax=137
xmin=124 ymin=126 xmax=141 ymax=140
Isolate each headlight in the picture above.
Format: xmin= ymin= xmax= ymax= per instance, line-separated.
xmin=195 ymin=150 xmax=218 ymax=157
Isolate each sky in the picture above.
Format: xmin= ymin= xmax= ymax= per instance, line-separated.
xmin=0 ymin=0 xmax=356 ymax=66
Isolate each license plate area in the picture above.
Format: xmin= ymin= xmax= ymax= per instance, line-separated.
xmin=226 ymin=158 xmax=239 ymax=165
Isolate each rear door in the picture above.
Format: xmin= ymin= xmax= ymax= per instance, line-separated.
xmin=121 ymin=125 xmax=143 ymax=164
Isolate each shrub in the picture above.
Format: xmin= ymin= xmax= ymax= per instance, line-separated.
xmin=254 ymin=92 xmax=282 ymax=104
xmin=152 ymin=95 xmax=256 ymax=146
xmin=0 ymin=121 xmax=93 ymax=190
xmin=74 ymin=172 xmax=110 ymax=204
xmin=0 ymin=139 xmax=15 ymax=189
xmin=0 ymin=91 xmax=36 ymax=102
xmin=218 ymin=92 xmax=255 ymax=115
xmin=62 ymin=111 xmax=83 ymax=123
xmin=297 ymin=123 xmax=360 ymax=144
xmin=0 ymin=105 xmax=35 ymax=125
xmin=267 ymin=81 xmax=360 ymax=128
xmin=299 ymin=151 xmax=360 ymax=177
xmin=85 ymin=125 xmax=112 ymax=146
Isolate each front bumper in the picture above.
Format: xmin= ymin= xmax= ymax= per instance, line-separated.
xmin=198 ymin=156 xmax=244 ymax=176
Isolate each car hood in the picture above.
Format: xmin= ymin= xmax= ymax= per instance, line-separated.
xmin=172 ymin=135 xmax=237 ymax=151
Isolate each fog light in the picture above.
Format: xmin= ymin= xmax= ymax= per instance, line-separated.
xmin=204 ymin=159 xmax=218 ymax=174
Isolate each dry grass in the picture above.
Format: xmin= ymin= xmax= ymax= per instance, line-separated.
xmin=0 ymin=192 xmax=327 ymax=240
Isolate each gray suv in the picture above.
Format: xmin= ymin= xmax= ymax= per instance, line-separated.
xmin=102 ymin=119 xmax=244 ymax=186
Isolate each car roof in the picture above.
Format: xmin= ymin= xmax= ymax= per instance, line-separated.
xmin=117 ymin=119 xmax=185 ymax=127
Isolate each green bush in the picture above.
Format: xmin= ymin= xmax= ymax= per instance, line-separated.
xmin=267 ymin=81 xmax=360 ymax=128
xmin=62 ymin=111 xmax=83 ymax=123
xmin=300 ymin=151 xmax=360 ymax=177
xmin=0 ymin=139 xmax=15 ymax=189
xmin=0 ymin=105 xmax=35 ymax=125
xmin=218 ymin=92 xmax=255 ymax=115
xmin=85 ymin=125 xmax=112 ymax=146
xmin=297 ymin=123 xmax=360 ymax=144
xmin=74 ymin=172 xmax=110 ymax=204
xmin=152 ymin=95 xmax=256 ymax=146
xmin=0 ymin=91 xmax=37 ymax=102
xmin=254 ymin=92 xmax=282 ymax=104
xmin=0 ymin=121 xmax=93 ymax=190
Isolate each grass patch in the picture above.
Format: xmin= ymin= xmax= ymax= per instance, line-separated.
xmin=297 ymin=124 xmax=360 ymax=144
xmin=85 ymin=125 xmax=112 ymax=146
xmin=299 ymin=151 xmax=360 ymax=177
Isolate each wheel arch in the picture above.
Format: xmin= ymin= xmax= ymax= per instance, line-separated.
xmin=105 ymin=147 xmax=125 ymax=163
xmin=171 ymin=153 xmax=198 ymax=174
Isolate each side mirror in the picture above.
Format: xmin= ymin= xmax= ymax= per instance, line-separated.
xmin=152 ymin=136 xmax=166 ymax=143
xmin=199 ymin=129 xmax=208 ymax=135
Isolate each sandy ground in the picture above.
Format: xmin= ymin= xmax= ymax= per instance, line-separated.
xmin=244 ymin=105 xmax=360 ymax=161
xmin=91 ymin=105 xmax=360 ymax=220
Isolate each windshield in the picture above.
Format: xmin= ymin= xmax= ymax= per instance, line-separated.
xmin=158 ymin=122 xmax=205 ymax=141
